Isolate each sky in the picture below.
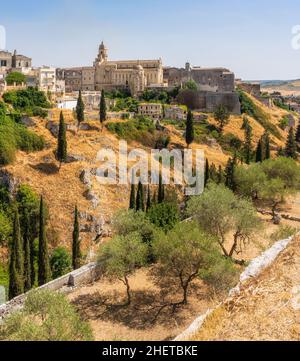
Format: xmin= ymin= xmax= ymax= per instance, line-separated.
xmin=1 ymin=0 xmax=300 ymax=80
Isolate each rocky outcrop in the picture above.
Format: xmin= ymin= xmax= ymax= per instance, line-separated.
xmin=0 ymin=170 xmax=19 ymax=197
xmin=84 ymin=189 xmax=100 ymax=209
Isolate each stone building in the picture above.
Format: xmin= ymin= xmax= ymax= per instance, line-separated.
xmin=0 ymin=50 xmax=32 ymax=74
xmin=57 ymin=42 xmax=165 ymax=95
xmin=164 ymin=63 xmax=240 ymax=114
xmin=94 ymin=42 xmax=164 ymax=95
xmin=236 ymin=80 xmax=261 ymax=97
xmin=138 ymin=103 xmax=162 ymax=119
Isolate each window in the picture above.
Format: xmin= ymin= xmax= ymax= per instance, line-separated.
xmin=0 ymin=60 xmax=7 ymax=66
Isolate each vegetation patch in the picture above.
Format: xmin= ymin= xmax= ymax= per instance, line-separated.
xmin=237 ymin=90 xmax=282 ymax=139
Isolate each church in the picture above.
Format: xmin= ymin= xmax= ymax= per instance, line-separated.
xmin=94 ymin=42 xmax=164 ymax=95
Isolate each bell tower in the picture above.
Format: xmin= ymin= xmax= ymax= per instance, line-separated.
xmin=98 ymin=41 xmax=108 ymax=62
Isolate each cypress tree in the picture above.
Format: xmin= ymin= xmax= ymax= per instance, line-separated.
xmin=255 ymin=139 xmax=263 ymax=163
xmin=146 ymin=185 xmax=151 ymax=212
xmin=264 ymin=132 xmax=271 ymax=160
xmin=217 ymin=165 xmax=224 ymax=184
xmin=56 ymin=111 xmax=67 ymax=167
xmin=204 ymin=159 xmax=210 ymax=187
xmin=129 ymin=183 xmax=135 ymax=210
xmin=100 ymin=89 xmax=107 ymax=129
xmin=76 ymin=90 xmax=85 ymax=127
xmin=158 ymin=173 xmax=165 ymax=204
xmin=185 ymin=109 xmax=194 ymax=148
xmin=296 ymin=120 xmax=300 ymax=143
xmin=225 ymin=158 xmax=236 ymax=191
xmin=72 ymin=205 xmax=81 ymax=270
xmin=285 ymin=127 xmax=298 ymax=159
xmin=244 ymin=123 xmax=253 ymax=164
xmin=38 ymin=196 xmax=52 ymax=286
xmin=23 ymin=210 xmax=32 ymax=292
xmin=136 ymin=180 xmax=144 ymax=211
xmin=30 ymin=218 xmax=35 ymax=287
xmin=9 ymin=209 xmax=24 ymax=300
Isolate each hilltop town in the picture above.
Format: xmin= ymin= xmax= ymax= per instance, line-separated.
xmin=1 ymin=41 xmax=300 ymax=342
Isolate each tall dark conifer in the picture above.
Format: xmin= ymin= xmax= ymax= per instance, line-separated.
xmin=225 ymin=157 xmax=236 ymax=191
xmin=76 ymin=90 xmax=85 ymax=127
xmin=146 ymin=185 xmax=151 ymax=212
xmin=8 ymin=209 xmax=24 ymax=300
xmin=56 ymin=111 xmax=67 ymax=167
xmin=264 ymin=132 xmax=271 ymax=160
xmin=72 ymin=205 xmax=81 ymax=270
xmin=296 ymin=120 xmax=300 ymax=143
xmin=38 ymin=196 xmax=51 ymax=286
xmin=129 ymin=184 xmax=135 ymax=210
xmin=185 ymin=109 xmax=194 ymax=148
xmin=204 ymin=159 xmax=210 ymax=187
xmin=158 ymin=173 xmax=165 ymax=204
xmin=23 ymin=210 xmax=32 ymax=292
xmin=136 ymin=180 xmax=145 ymax=212
xmin=100 ymin=89 xmax=107 ymax=129
xmin=285 ymin=127 xmax=298 ymax=159
xmin=244 ymin=123 xmax=253 ymax=164
xmin=255 ymin=139 xmax=263 ymax=163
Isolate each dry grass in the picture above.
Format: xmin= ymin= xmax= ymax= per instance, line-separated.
xmin=68 ymin=267 xmax=221 ymax=341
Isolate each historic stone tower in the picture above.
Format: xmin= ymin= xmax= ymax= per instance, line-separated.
xmin=96 ymin=41 xmax=108 ymax=64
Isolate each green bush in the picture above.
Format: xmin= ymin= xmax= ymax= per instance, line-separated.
xmin=0 ymin=116 xmax=44 ymax=165
xmin=237 ymin=90 xmax=281 ymax=139
xmin=147 ymin=202 xmax=180 ymax=232
xmin=3 ymin=87 xmax=51 ymax=112
xmin=0 ymin=290 xmax=93 ymax=341
xmin=50 ymin=247 xmax=72 ymax=279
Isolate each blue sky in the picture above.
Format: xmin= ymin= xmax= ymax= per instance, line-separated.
xmin=1 ymin=0 xmax=300 ymax=80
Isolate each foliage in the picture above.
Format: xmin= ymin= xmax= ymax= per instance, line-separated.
xmin=106 ymin=116 xmax=157 ymax=146
xmin=38 ymin=196 xmax=52 ymax=286
xmin=72 ymin=206 xmax=81 ymax=270
xmin=273 ymin=98 xmax=290 ymax=111
xmin=50 ymin=247 xmax=72 ymax=279
xmin=238 ymin=90 xmax=281 ymax=138
xmin=270 ymin=225 xmax=297 ymax=243
xmin=112 ymin=209 xmax=158 ymax=245
xmin=152 ymin=222 xmax=237 ymax=305
xmin=214 ymin=105 xmax=230 ymax=133
xmin=97 ymin=233 xmax=148 ymax=305
xmin=285 ymin=127 xmax=297 ymax=159
xmin=0 ymin=209 xmax=12 ymax=245
xmin=136 ymin=181 xmax=145 ymax=212
xmin=0 ymin=116 xmax=45 ymax=165
xmin=185 ymin=109 xmax=194 ymax=147
xmin=187 ymin=183 xmax=260 ymax=260
xmin=3 ymin=87 xmax=51 ymax=112
xmin=279 ymin=116 xmax=289 ymax=130
xmin=183 ymin=80 xmax=198 ymax=91
xmin=56 ymin=111 xmax=67 ymax=164
xmin=9 ymin=209 xmax=24 ymax=300
xmin=76 ymin=90 xmax=85 ymax=124
xmin=100 ymin=89 xmax=107 ymax=125
xmin=5 ymin=72 xmax=26 ymax=85
xmin=111 ymin=97 xmax=139 ymax=113
xmin=147 ymin=202 xmax=179 ymax=232
xmin=0 ymin=290 xmax=93 ymax=341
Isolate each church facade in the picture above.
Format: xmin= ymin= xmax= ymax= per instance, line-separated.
xmin=94 ymin=42 xmax=164 ymax=95
xmin=57 ymin=42 xmax=165 ymax=95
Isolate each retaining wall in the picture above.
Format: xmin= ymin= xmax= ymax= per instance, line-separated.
xmin=0 ymin=262 xmax=100 ymax=320
xmin=174 ymin=234 xmax=296 ymax=341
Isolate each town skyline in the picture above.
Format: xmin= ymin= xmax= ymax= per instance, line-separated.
xmin=1 ymin=0 xmax=300 ymax=81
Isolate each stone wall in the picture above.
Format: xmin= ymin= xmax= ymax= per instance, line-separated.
xmin=177 ymin=90 xmax=241 ymax=114
xmin=0 ymin=262 xmax=101 ymax=320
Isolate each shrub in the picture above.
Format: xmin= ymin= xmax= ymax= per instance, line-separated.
xmin=270 ymin=225 xmax=297 ymax=243
xmin=5 ymin=72 xmax=26 ymax=85
xmin=0 ymin=290 xmax=93 ymax=341
xmin=50 ymin=247 xmax=72 ymax=279
xmin=147 ymin=202 xmax=179 ymax=232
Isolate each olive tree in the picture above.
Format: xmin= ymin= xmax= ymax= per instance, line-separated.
xmin=152 ymin=222 xmax=236 ymax=308
xmin=97 ymin=233 xmax=148 ymax=306
xmin=0 ymin=290 xmax=93 ymax=341
xmin=187 ymin=184 xmax=260 ymax=262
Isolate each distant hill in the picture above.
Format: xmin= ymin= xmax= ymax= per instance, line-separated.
xmin=259 ymin=79 xmax=300 ymax=96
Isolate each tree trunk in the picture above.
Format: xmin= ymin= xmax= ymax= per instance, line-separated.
xmin=124 ymin=275 xmax=131 ymax=306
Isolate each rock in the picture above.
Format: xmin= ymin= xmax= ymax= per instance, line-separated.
xmin=46 ymin=121 xmax=59 ymax=137
xmin=21 ymin=116 xmax=36 ymax=127
xmin=0 ymin=170 xmax=19 ymax=196
xmin=66 ymin=154 xmax=86 ymax=163
xmin=84 ymin=190 xmax=100 ymax=209
xmin=79 ymin=123 xmax=99 ymax=131
xmin=80 ymin=169 xmax=91 ymax=186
